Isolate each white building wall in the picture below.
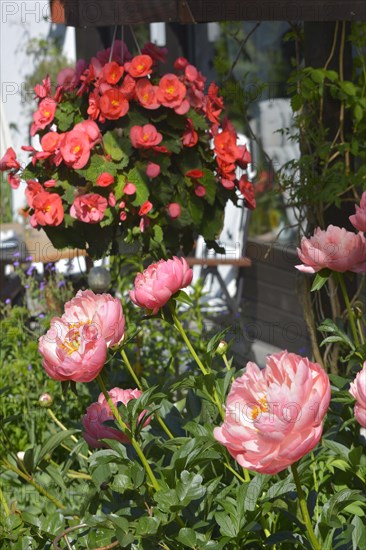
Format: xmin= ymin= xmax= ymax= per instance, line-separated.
xmin=0 ymin=1 xmax=75 ymax=219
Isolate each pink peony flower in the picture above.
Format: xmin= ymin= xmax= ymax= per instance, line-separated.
xmin=70 ymin=193 xmax=108 ymax=223
xmin=39 ymin=317 xmax=107 ymax=382
xmin=349 ymin=363 xmax=366 ymax=428
xmin=130 ymin=257 xmax=193 ymax=314
xmin=349 ymin=192 xmax=366 ymax=233
xmin=62 ymin=289 xmax=125 ymax=347
xmin=214 ymin=351 xmax=331 ymax=474
xmin=82 ymin=387 xmax=150 ymax=448
xmin=39 ymin=290 xmax=125 ymax=382
xmin=296 ymin=225 xmax=366 ymax=274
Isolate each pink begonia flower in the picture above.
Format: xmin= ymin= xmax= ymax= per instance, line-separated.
xmin=25 ymin=180 xmax=43 ymax=208
xmin=167 ymin=203 xmax=181 ymax=219
xmin=108 ymin=192 xmax=116 ymax=207
xmin=7 ymin=172 xmax=21 ymax=189
xmin=135 ymin=79 xmax=160 ymax=110
xmin=130 ymin=124 xmax=162 ymax=149
xmin=96 ymin=172 xmax=114 ymax=187
xmin=70 ymin=193 xmax=108 ymax=223
xmin=41 ymin=132 xmax=61 ymax=153
xmin=57 ymin=67 xmax=77 ymax=89
xmin=82 ymin=387 xmax=150 ymax=448
xmin=130 ymin=257 xmax=193 ymax=314
xmin=39 ymin=290 xmax=125 ymax=382
xmin=138 ymin=201 xmax=152 ymax=216
xmin=349 ymin=362 xmax=366 ymax=428
xmin=60 ymin=121 xmax=101 ymax=169
xmin=146 ymin=162 xmax=160 ymax=178
xmin=296 ymin=225 xmax=366 ymax=274
xmin=0 ymin=147 xmax=20 ymax=171
xmin=30 ymin=192 xmax=64 ymax=227
xmin=34 ymin=76 xmax=51 ymax=99
xmin=349 ymin=191 xmax=366 ymax=233
xmin=74 ymin=120 xmax=102 ymax=147
xmin=60 ymin=129 xmax=92 ymax=169
xmin=194 ymin=185 xmax=206 ymax=197
xmin=214 ymin=351 xmax=331 ymax=475
xmin=123 ymin=182 xmax=136 ymax=195
xmin=44 ymin=179 xmax=57 ymax=188
xmin=30 ymin=98 xmax=57 ymax=136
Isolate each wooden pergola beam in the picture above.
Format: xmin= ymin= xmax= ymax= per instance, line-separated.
xmin=51 ymin=0 xmax=366 ymax=27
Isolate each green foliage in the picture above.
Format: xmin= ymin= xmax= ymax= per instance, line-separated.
xmin=280 ymin=23 xmax=366 ymax=230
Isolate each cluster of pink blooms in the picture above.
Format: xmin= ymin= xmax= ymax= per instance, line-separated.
xmin=0 ymin=41 xmax=254 ymax=234
xmin=296 ymin=191 xmax=366 ymax=274
xmin=37 ymin=255 xmax=364 ymax=471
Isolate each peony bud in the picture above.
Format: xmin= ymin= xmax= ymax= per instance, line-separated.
xmin=216 ymin=340 xmax=228 ymax=356
xmin=39 ymin=393 xmax=53 ymax=407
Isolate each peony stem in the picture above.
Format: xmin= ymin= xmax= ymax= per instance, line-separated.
xmin=121 ymin=349 xmax=143 ymax=390
xmin=336 ymin=272 xmax=360 ymax=348
xmin=0 ymin=484 xmax=10 ymax=516
xmin=222 ymin=353 xmax=232 ymax=372
xmin=2 ymin=458 xmax=66 ymax=510
xmin=169 ymin=304 xmax=209 ymax=376
xmin=46 ymin=409 xmax=91 ymax=460
xmin=224 ymin=461 xmax=246 ymax=483
xmin=96 ymin=374 xmax=160 ymax=492
xmin=121 ymin=350 xmax=174 ymax=440
xmin=169 ymin=304 xmax=225 ymax=419
xmin=291 ymin=462 xmax=321 ymax=550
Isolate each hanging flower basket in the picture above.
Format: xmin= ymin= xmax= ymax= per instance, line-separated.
xmin=1 ymin=41 xmax=254 ymax=258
